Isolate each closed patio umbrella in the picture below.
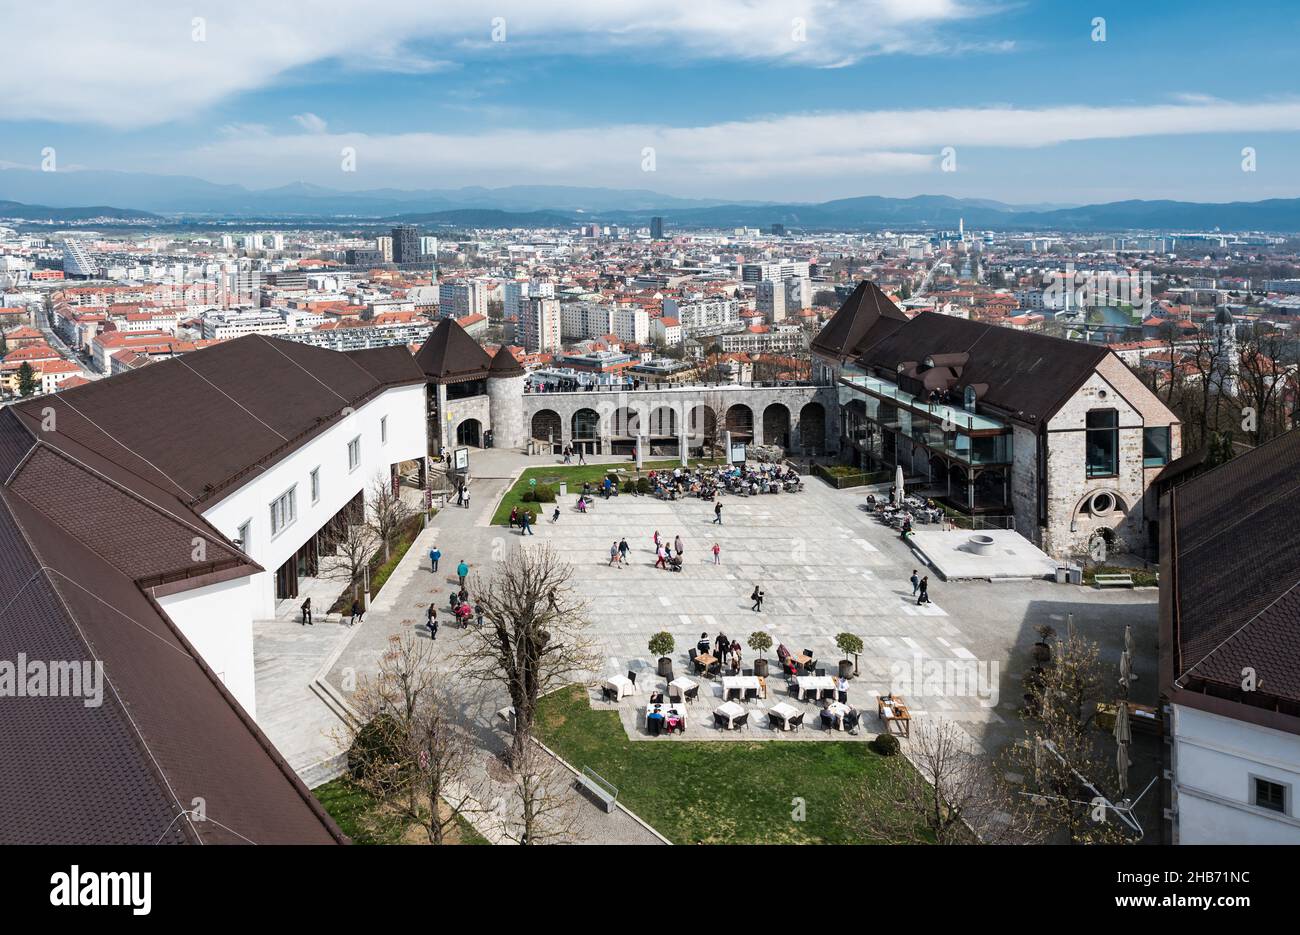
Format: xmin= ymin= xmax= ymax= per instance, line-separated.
xmin=1118 ymin=649 xmax=1132 ymax=694
xmin=1116 ymin=739 xmax=1131 ymax=797
xmin=1124 ymin=625 xmax=1139 ymax=681
xmin=893 ymin=464 xmax=905 ymax=506
xmin=1113 ymin=699 xmax=1132 ymax=746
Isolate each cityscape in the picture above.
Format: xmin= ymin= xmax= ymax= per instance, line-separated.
xmin=0 ymin=0 xmax=1290 ymax=906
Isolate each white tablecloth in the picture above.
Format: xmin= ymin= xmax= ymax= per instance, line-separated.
xmin=669 ymin=677 xmax=696 ymax=694
xmin=795 ymin=675 xmax=837 ymax=698
xmin=645 ymin=703 xmax=686 ymax=728
xmin=604 ymin=674 xmax=636 ymax=698
xmin=768 ymin=701 xmax=800 ymax=730
xmin=821 ymin=701 xmax=853 ymax=731
xmin=715 ymin=700 xmax=745 ymax=728
xmin=721 ymin=675 xmax=763 ymax=700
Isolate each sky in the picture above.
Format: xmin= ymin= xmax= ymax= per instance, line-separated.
xmin=1 ymin=0 xmax=1298 ymax=204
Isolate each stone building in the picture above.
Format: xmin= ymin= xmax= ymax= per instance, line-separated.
xmin=814 ymin=281 xmax=1181 ymax=557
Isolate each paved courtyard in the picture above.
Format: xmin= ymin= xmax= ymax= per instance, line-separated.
xmin=255 ymin=450 xmax=1163 ymax=841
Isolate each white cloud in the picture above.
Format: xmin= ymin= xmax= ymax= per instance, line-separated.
xmin=1 ymin=1 xmax=998 ymax=127
xmin=291 ymin=113 xmax=329 ymax=134
xmin=176 ymin=99 xmax=1300 ymax=196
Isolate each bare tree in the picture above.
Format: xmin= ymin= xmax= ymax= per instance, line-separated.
xmin=322 ymin=512 xmax=376 ymax=606
xmin=499 ymin=741 xmax=584 ymax=845
xmin=344 ymin=632 xmax=484 ymax=844
xmin=840 ymin=719 xmax=1041 ymax=845
xmin=462 ymin=543 xmax=597 ymax=763
xmin=1237 ymin=324 xmax=1297 ymax=444
xmin=367 ymin=471 xmax=411 ymax=563
xmin=1008 ymin=630 xmax=1131 ymax=844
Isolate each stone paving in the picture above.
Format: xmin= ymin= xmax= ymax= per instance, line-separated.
xmin=255 ymin=450 xmax=1163 ymax=842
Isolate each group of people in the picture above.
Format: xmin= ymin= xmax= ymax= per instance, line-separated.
xmin=653 ymin=530 xmax=686 ymax=571
xmin=507 ymin=506 xmax=537 ymax=534
xmin=697 ymin=631 xmax=745 ymax=674
xmin=644 ymin=461 xmax=803 ymax=502
xmin=423 ymin=551 xmax=479 ymax=640
xmin=909 ymin=568 xmax=932 ymax=605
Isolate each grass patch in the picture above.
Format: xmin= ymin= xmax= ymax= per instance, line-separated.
xmin=315 ymin=777 xmax=491 ymax=845
xmin=1084 ymin=564 xmax=1159 ymax=587
xmin=491 ymin=459 xmax=720 ymax=526
xmin=535 ymin=685 xmax=902 ymax=845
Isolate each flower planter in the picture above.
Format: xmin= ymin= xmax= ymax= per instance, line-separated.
xmin=656 ymin=656 xmax=673 ymax=678
xmin=754 ymin=658 xmax=769 ymax=678
xmin=838 ymin=659 xmax=854 ymax=680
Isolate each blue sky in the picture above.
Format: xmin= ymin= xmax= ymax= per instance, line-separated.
xmin=1 ymin=0 xmax=1298 ymax=204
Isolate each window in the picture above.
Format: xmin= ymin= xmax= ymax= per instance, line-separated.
xmin=236 ymin=520 xmax=251 ymax=553
xmin=310 ymin=467 xmax=320 ymax=504
xmin=1085 ymin=409 xmax=1119 ymax=477
xmin=1253 ymin=777 xmax=1287 ymax=814
xmin=381 ymin=416 xmax=388 ymax=445
xmin=270 ymin=486 xmax=297 ymax=536
xmin=348 ymin=436 xmax=361 ymax=472
xmin=1143 ymin=426 xmax=1171 ymax=467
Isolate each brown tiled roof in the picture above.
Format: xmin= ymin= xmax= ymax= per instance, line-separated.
xmin=810 ymin=280 xmax=909 ymax=360
xmin=1163 ymin=428 xmax=1300 ymax=725
xmin=488 ymin=345 xmax=524 ymax=377
xmin=344 ymin=344 xmax=425 ymax=385
xmin=0 ymin=487 xmax=346 ymax=844
xmin=415 ymin=318 xmax=491 ymax=383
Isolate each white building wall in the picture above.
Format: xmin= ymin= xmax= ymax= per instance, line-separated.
xmin=1172 ymin=705 xmax=1300 ymax=844
xmin=157 ymin=576 xmax=258 ymax=719
xmin=200 ymin=382 xmax=426 ymax=620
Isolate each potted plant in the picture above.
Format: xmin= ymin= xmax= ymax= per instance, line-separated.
xmin=1032 ymin=624 xmax=1056 ymax=665
xmin=748 ymin=631 xmax=773 ymax=677
xmin=835 ymin=632 xmax=864 ymax=679
xmin=648 ymin=631 xmax=675 ymax=678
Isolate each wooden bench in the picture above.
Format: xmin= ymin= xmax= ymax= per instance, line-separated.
xmin=575 ymin=766 xmax=618 ymax=813
xmin=1094 ymin=573 xmax=1134 ymax=588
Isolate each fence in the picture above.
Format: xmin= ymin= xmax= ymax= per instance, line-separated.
xmin=942 ymin=513 xmax=1017 ymax=531
xmin=811 ymin=464 xmax=893 ymax=489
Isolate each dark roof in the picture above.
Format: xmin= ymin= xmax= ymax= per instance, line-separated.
xmin=13 ymin=333 xmax=422 ymax=508
xmin=415 ymin=318 xmax=491 ymax=383
xmin=488 ymin=345 xmax=524 ymax=377
xmin=345 ymin=344 xmax=426 ymax=385
xmin=855 ymin=312 xmax=1111 ymax=424
xmin=810 ymin=281 xmax=909 ymax=360
xmin=0 ymin=486 xmax=346 ymax=844
xmin=1162 ymin=428 xmax=1300 ymax=728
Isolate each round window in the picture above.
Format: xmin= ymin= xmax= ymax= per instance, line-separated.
xmin=1090 ymin=491 xmax=1115 ymax=515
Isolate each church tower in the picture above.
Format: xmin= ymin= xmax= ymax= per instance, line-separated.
xmin=1212 ymin=306 xmax=1239 ymax=397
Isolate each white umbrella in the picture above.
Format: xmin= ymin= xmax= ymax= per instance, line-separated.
xmin=1113 ymin=700 xmax=1132 ymax=746
xmin=893 ymin=464 xmax=905 ymax=506
xmin=1124 ymin=625 xmax=1139 ymax=681
xmin=1116 ymin=740 xmax=1131 ymax=796
xmin=1118 ymin=649 xmax=1132 ymax=694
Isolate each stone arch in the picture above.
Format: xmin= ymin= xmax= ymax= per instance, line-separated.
xmin=612 ymin=406 xmax=640 ymax=437
xmin=648 ymin=405 xmax=678 ymax=437
xmin=686 ymin=404 xmax=717 ymax=445
xmin=571 ymin=407 xmax=600 ymax=442
xmin=799 ymin=401 xmax=826 ymax=453
xmin=455 ymin=418 xmax=482 ymax=447
xmin=762 ymin=403 xmax=790 ymax=449
xmin=725 ymin=403 xmax=754 ymax=440
xmin=1070 ymin=486 xmax=1131 ymax=531
xmin=531 ymin=409 xmax=562 ymax=444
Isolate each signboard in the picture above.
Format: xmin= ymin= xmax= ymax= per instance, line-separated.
xmin=453 ymin=447 xmax=470 ymax=473
xmin=729 ymin=442 xmax=747 ymax=465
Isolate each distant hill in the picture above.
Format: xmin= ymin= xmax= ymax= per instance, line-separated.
xmin=0 ymin=199 xmax=158 ymax=221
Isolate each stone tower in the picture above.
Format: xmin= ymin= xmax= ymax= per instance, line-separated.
xmin=486 ymin=346 xmax=526 ymax=449
xmin=1213 ymin=306 xmax=1238 ymax=397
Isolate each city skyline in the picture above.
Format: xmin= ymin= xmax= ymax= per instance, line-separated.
xmin=1 ymin=0 xmax=1298 ymax=204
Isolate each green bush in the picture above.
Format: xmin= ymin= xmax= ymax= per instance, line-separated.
xmin=532 ymin=483 xmax=556 ymax=503
xmin=872 ymin=733 xmax=901 ymax=757
xmin=622 ymin=480 xmax=636 ymax=494
xmin=635 ymin=477 xmax=651 ymax=495
xmin=347 ymin=713 xmax=409 ymax=790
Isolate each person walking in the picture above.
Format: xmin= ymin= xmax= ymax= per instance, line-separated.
xmin=462 ymin=487 xmax=471 ymax=509
xmin=562 ymin=446 xmax=571 ymax=464
xmin=713 ymin=501 xmax=723 ymax=524
xmin=618 ymin=537 xmax=630 ymax=564
xmin=551 ymin=504 xmax=560 ymax=523
xmin=751 ymin=586 xmax=764 ymax=612
xmin=429 ymin=544 xmax=442 ymax=573
xmin=520 ymin=510 xmax=534 ymax=535
xmin=655 ymin=544 xmax=667 ymax=569
xmin=609 ymin=540 xmax=620 ymax=567
xmin=456 ymin=484 xmax=464 ymax=507
xmin=301 ymin=597 xmax=313 ymax=626
xmin=426 ymin=604 xmax=438 ymax=641
xmin=917 ymin=576 xmax=930 ymax=606
xmin=674 ymin=534 xmax=684 ymax=558
xmin=509 ymin=506 xmax=518 ymax=529
xmin=457 ymin=559 xmax=470 ymax=590
xmin=351 ymin=598 xmax=364 ymax=624
xmin=712 ymin=542 xmax=721 ymax=565
xmin=910 ymin=569 xmax=920 ymax=596
xmin=653 ymin=530 xmax=661 ymax=549
xmin=577 ymin=446 xmax=586 ymax=465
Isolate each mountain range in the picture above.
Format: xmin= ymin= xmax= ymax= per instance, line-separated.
xmin=0 ymin=168 xmax=1297 ymax=232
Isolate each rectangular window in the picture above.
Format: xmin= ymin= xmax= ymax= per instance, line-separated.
xmin=270 ymin=485 xmax=297 ymax=536
xmin=1142 ymin=426 xmax=1171 ymax=468
xmin=236 ymin=520 xmax=251 ymax=553
xmin=348 ymin=436 xmax=361 ymax=472
xmin=1254 ymin=777 xmax=1287 ymax=813
xmin=1085 ymin=409 xmax=1119 ymax=478
xmin=381 ymin=416 xmax=388 ymax=445
xmin=310 ymin=467 xmax=320 ymax=504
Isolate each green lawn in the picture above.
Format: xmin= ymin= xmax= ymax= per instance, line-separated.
xmin=314 ymin=777 xmax=490 ymax=845
xmin=536 ymin=685 xmax=903 ymax=844
xmin=490 ymin=459 xmax=721 ymax=526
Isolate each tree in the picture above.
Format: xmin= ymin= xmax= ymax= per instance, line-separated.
xmin=841 ymin=719 xmax=1040 ymax=845
xmin=835 ymin=632 xmax=864 ymax=660
xmin=344 ymin=632 xmax=483 ymax=844
xmin=0 ymin=329 xmax=8 ymax=356
xmin=499 ymin=740 xmax=583 ymax=845
xmin=647 ymin=631 xmax=674 ymax=660
xmin=1008 ymin=629 xmax=1132 ymax=844
xmin=17 ymin=362 xmax=37 ymax=397
xmin=462 ymin=543 xmax=597 ymax=763
xmin=322 ymin=511 xmax=377 ymax=606
xmin=367 ymin=472 xmax=411 ymax=563
xmin=747 ymin=631 xmax=773 ymax=661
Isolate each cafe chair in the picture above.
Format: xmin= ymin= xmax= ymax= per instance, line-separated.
xmin=627 ymin=670 xmax=637 ymax=687
xmin=743 ymin=687 xmax=759 ymax=703
xmin=684 ymin=685 xmax=700 ymax=704
xmin=733 ymin=713 xmax=749 ymax=731
xmin=743 ymin=667 xmax=754 ymax=677
xmin=601 ymin=686 xmax=619 ymax=703
xmin=767 ymin=710 xmax=785 ymax=730
xmin=649 ymin=691 xmax=664 ymax=705
xmin=713 ymin=712 xmax=730 ymax=730
xmin=815 ymin=668 xmax=827 ymax=677
xmin=789 ymin=712 xmax=806 ymax=732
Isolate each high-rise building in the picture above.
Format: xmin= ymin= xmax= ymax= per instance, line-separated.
xmin=419 ymin=236 xmax=439 ymax=258
xmin=755 ymin=279 xmax=787 ymax=323
xmin=650 ymin=216 xmax=664 ymax=240
xmin=391 ymin=225 xmax=422 ymax=264
xmin=521 ymin=296 xmax=561 ymax=353
xmin=61 ymin=239 xmax=99 ymax=278
xmin=438 ymin=279 xmax=490 ymax=319
xmin=375 ymin=236 xmax=393 ymax=263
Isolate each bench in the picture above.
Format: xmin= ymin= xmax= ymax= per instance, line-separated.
xmin=575 ymin=766 xmax=618 ymax=813
xmin=1094 ymin=573 xmax=1134 ymax=588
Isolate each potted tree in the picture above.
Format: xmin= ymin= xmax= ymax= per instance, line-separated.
xmin=835 ymin=632 xmax=864 ymax=679
xmin=748 ymin=631 xmax=773 ymax=677
xmin=1032 ymin=624 xmax=1056 ymax=665
xmin=648 ymin=631 xmax=675 ymax=678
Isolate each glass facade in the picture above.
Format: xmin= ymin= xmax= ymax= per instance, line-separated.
xmin=1086 ymin=409 xmax=1119 ymax=477
xmin=1143 ymin=425 xmax=1171 ymax=467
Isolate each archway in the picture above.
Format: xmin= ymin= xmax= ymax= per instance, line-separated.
xmin=456 ymin=418 xmax=482 ymax=447
xmin=531 ymin=409 xmax=561 ymax=444
xmin=686 ymin=404 xmax=717 ymax=446
xmin=572 ymin=407 xmax=600 ymax=441
xmin=799 ymin=401 xmax=826 ymax=453
xmin=612 ymin=406 xmax=640 ymax=437
xmin=648 ymin=405 xmax=678 ymax=437
xmin=762 ymin=403 xmax=790 ymax=449
xmin=725 ymin=403 xmax=754 ymax=440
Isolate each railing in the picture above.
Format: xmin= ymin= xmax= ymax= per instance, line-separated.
xmin=942 ymin=513 xmax=1017 ymax=531
xmin=524 ymin=379 xmax=819 ymax=395
xmin=812 ymin=464 xmax=893 ymax=489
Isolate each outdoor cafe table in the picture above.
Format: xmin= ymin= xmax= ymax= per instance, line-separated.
xmin=877 ymin=694 xmax=912 ymax=737
xmin=695 ymin=652 xmax=717 ymax=672
xmin=768 ymin=700 xmax=800 ymax=731
xmin=721 ymin=675 xmax=765 ymax=701
xmin=795 ymin=675 xmax=837 ymax=701
xmin=714 ymin=700 xmax=746 ymax=729
xmin=822 ymin=700 xmax=852 ymax=731
xmin=645 ymin=703 xmax=686 ymax=732
xmin=603 ymin=674 xmax=637 ymax=699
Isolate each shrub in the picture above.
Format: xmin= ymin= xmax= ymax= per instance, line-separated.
xmin=835 ymin=632 xmax=864 ymax=659
xmin=532 ymin=483 xmax=556 ymax=503
xmin=635 ymin=477 xmax=651 ymax=495
xmin=872 ymin=733 xmax=901 ymax=757
xmin=648 ymin=631 xmax=675 ymax=659
xmin=347 ymin=713 xmax=408 ymax=790
xmin=622 ymin=480 xmax=636 ymax=493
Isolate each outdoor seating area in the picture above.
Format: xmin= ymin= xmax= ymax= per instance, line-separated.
xmin=645 ymin=462 xmax=804 ymax=501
